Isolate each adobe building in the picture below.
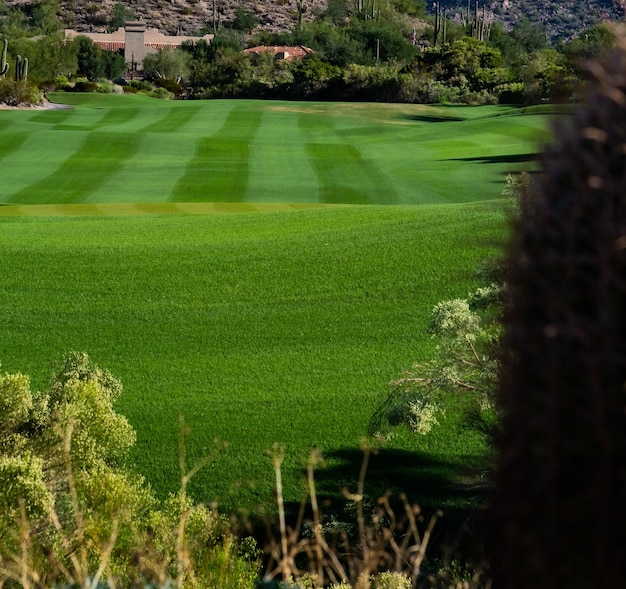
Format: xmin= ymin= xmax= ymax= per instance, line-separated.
xmin=64 ymin=21 xmax=213 ymax=73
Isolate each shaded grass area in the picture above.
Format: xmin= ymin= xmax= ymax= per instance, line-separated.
xmin=0 ymin=95 xmax=552 ymax=205
xmin=0 ymin=203 xmax=507 ymax=513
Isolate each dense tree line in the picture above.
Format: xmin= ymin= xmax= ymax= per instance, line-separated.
xmin=1 ymin=0 xmax=621 ymax=105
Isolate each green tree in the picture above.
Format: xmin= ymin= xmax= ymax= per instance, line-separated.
xmin=419 ymin=36 xmax=507 ymax=94
xmin=109 ymin=1 xmax=135 ymax=31
xmin=560 ymin=23 xmax=617 ymax=77
xmin=75 ymin=35 xmax=105 ymax=80
xmin=143 ymin=48 xmax=191 ymax=82
xmin=231 ymin=6 xmax=258 ymax=32
xmin=518 ymin=48 xmax=578 ymax=103
xmin=489 ymin=17 xmax=547 ymax=70
xmin=289 ymin=56 xmax=341 ymax=97
xmin=25 ymin=0 xmax=61 ymax=35
xmin=348 ymin=18 xmax=418 ymax=64
xmin=0 ymin=0 xmax=61 ymax=37
xmin=75 ymin=35 xmax=125 ymax=80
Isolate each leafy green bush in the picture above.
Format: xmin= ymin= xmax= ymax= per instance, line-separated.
xmin=154 ymin=76 xmax=184 ymax=96
xmin=148 ymin=86 xmax=175 ymax=100
xmin=370 ymin=284 xmax=500 ymax=438
xmin=71 ymin=78 xmax=98 ymax=92
xmin=231 ymin=6 xmax=258 ymax=32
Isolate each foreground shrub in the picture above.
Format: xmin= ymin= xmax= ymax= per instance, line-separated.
xmin=370 ymin=284 xmax=500 ymax=438
xmin=1 ymin=353 xmax=491 ymax=587
xmin=254 ymin=446 xmax=453 ymax=589
xmin=0 ymin=353 xmax=260 ymax=588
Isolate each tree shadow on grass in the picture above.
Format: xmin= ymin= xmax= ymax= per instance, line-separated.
xmin=275 ymin=448 xmax=491 ymax=561
xmin=447 ymin=153 xmax=538 ymax=164
xmin=404 ymin=114 xmax=466 ymax=123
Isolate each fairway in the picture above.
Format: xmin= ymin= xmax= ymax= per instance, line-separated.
xmin=0 ymin=203 xmax=507 ymax=513
xmin=0 ymin=94 xmax=551 ymax=206
xmin=0 ymin=96 xmax=543 ymax=516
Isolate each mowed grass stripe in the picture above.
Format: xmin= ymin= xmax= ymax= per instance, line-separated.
xmin=28 ymin=109 xmax=73 ymax=125
xmin=9 ymin=132 xmax=141 ymax=204
xmin=85 ymin=133 xmax=197 ymax=203
xmin=171 ymin=104 xmax=263 ymax=202
xmin=0 ymin=132 xmax=86 ymax=200
xmin=246 ymin=108 xmax=319 ymax=203
xmin=306 ymin=143 xmax=399 ymax=204
xmin=0 ymin=132 xmax=28 ymax=163
xmin=141 ymin=103 xmax=204 ymax=134
xmin=0 ymin=97 xmax=553 ymax=205
xmin=97 ymin=106 xmax=142 ymax=129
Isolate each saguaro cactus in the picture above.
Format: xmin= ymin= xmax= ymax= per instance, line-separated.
xmin=212 ymin=0 xmax=221 ymax=33
xmin=488 ymin=35 xmax=626 ymax=589
xmin=433 ymin=2 xmax=441 ymax=47
xmin=15 ymin=54 xmax=27 ymax=82
xmin=1 ymin=39 xmax=8 ymax=77
xmin=296 ymin=0 xmax=307 ymax=27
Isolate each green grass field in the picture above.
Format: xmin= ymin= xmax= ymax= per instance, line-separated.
xmin=0 ymin=203 xmax=507 ymax=514
xmin=0 ymin=95 xmax=548 ymax=515
xmin=0 ymin=93 xmax=551 ymax=207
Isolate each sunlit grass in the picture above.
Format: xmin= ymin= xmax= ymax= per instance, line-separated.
xmin=0 ymin=94 xmax=551 ymax=206
xmin=0 ymin=203 xmax=508 ymax=513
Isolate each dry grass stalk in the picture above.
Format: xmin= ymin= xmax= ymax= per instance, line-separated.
xmin=261 ymin=445 xmax=443 ymax=588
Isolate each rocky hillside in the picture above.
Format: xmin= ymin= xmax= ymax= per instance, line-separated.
xmin=440 ymin=0 xmax=625 ymax=40
xmin=5 ymin=0 xmax=626 ymax=39
xmin=32 ymin=0 xmax=329 ymax=36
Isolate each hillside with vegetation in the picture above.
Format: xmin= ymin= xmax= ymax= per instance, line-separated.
xmin=2 ymin=0 xmax=624 ymax=107
xmin=438 ymin=0 xmax=624 ymax=41
xmin=3 ymin=0 xmax=624 ymax=39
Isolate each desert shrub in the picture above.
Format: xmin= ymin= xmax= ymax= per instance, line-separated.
xmin=0 ymin=77 xmax=42 ymax=105
xmin=52 ymin=74 xmax=71 ymax=90
xmin=0 ymin=353 xmax=260 ymax=588
xmin=412 ymin=76 xmax=461 ymax=104
xmin=289 ymin=56 xmax=341 ymax=98
xmin=231 ymin=6 xmax=258 ymax=32
xmin=122 ymin=79 xmax=156 ymax=95
xmin=370 ymin=284 xmax=500 ymax=439
xmin=95 ymin=81 xmax=116 ymax=93
xmin=337 ymin=63 xmax=416 ymax=102
xmin=148 ymin=86 xmax=175 ymax=100
xmin=495 ymin=81 xmax=525 ymax=103
xmin=154 ymin=76 xmax=184 ymax=96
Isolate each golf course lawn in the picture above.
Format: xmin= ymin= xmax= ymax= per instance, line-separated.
xmin=0 ymin=95 xmax=549 ymax=515
xmin=0 ymin=93 xmax=552 ymax=207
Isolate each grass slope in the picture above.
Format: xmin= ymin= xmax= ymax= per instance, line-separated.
xmin=0 ymin=94 xmax=551 ymax=206
xmin=0 ymin=203 xmax=507 ymax=513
